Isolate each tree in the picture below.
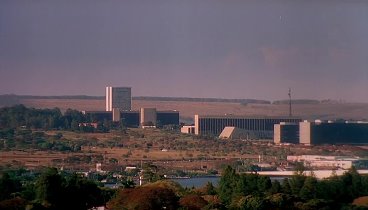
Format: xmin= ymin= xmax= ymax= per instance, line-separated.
xmin=295 ymin=199 xmax=333 ymax=210
xmin=0 ymin=105 xmax=67 ymax=129
xmin=218 ymin=166 xmax=238 ymax=205
xmin=231 ymin=195 xmax=269 ymax=210
xmin=35 ymin=168 xmax=65 ymax=209
xmin=0 ymin=197 xmax=28 ymax=210
xmin=64 ymin=174 xmax=104 ymax=210
xmin=107 ymin=186 xmax=179 ymax=210
xmin=289 ymin=174 xmax=306 ymax=196
xmin=300 ymin=176 xmax=318 ymax=200
xmin=257 ymin=176 xmax=272 ymax=194
xmin=269 ymin=180 xmax=281 ymax=194
xmin=349 ymin=167 xmax=363 ymax=198
xmin=121 ymin=178 xmax=135 ymax=189
xmin=281 ymin=178 xmax=291 ymax=194
xmin=294 ymin=162 xmax=306 ymax=176
xmin=266 ymin=193 xmax=296 ymax=210
xmin=63 ymin=119 xmax=70 ymax=129
xmin=317 ymin=176 xmax=345 ymax=203
xmin=204 ymin=182 xmax=217 ymax=195
xmin=179 ymin=194 xmax=208 ymax=210
xmin=141 ymin=163 xmax=162 ymax=183
xmin=70 ymin=120 xmax=79 ymax=131
xmin=0 ymin=172 xmax=21 ymax=201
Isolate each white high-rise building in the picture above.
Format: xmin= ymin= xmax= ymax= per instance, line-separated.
xmin=105 ymin=87 xmax=131 ymax=111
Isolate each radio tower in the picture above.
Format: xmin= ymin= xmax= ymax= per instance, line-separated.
xmin=288 ymin=88 xmax=292 ymax=117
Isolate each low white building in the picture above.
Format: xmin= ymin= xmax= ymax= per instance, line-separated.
xmin=287 ymin=155 xmax=368 ymax=170
xmin=181 ymin=125 xmax=195 ymax=134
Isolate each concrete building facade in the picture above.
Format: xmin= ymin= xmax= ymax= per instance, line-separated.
xmin=140 ymin=108 xmax=157 ymax=126
xmin=156 ymin=111 xmax=179 ymax=127
xmin=219 ymin=127 xmax=249 ymax=139
xmin=106 ymin=87 xmax=131 ymax=111
xmin=83 ymin=109 xmax=179 ymax=128
xmin=82 ymin=111 xmax=112 ymax=122
xmin=112 ymin=108 xmax=121 ymax=122
xmin=299 ymin=121 xmax=368 ymax=145
xmin=120 ymin=111 xmax=140 ymax=127
xmin=274 ymin=123 xmax=299 ymax=144
xmin=194 ymin=115 xmax=302 ymax=139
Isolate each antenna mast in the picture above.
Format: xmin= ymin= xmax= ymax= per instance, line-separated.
xmin=288 ymin=88 xmax=292 ymax=117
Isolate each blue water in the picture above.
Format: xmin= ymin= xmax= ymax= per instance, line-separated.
xmin=170 ymin=176 xmax=220 ymax=188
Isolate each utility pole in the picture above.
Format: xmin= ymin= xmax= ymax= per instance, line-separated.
xmin=288 ymin=88 xmax=292 ymax=117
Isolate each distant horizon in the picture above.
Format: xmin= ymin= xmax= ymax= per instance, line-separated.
xmin=0 ymin=92 xmax=364 ymax=103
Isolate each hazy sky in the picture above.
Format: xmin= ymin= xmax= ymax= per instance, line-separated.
xmin=1 ymin=0 xmax=367 ymax=102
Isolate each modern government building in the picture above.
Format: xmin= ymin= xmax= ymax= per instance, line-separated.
xmin=82 ymin=87 xmax=179 ymax=127
xmin=105 ymin=86 xmax=131 ymax=111
xmin=274 ymin=120 xmax=368 ymax=145
xmin=194 ymin=114 xmax=302 ymax=139
xmin=192 ymin=115 xmax=368 ymax=145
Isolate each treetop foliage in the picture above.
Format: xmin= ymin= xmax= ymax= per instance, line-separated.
xmin=0 ymin=168 xmax=112 ymax=210
xmin=0 ymin=105 xmax=111 ymax=132
xmin=218 ymin=166 xmax=368 ymax=210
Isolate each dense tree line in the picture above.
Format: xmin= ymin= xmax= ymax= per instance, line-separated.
xmin=0 ymin=168 xmax=114 ymax=210
xmin=218 ymin=166 xmax=368 ymax=210
xmin=2 ymin=166 xmax=368 ymax=210
xmin=0 ymin=105 xmax=82 ymax=130
xmin=0 ymin=104 xmax=112 ymax=131
xmin=107 ymin=167 xmax=368 ymax=210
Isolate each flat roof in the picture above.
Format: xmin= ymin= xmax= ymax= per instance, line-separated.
xmin=82 ymin=110 xmax=177 ymax=114
xmin=106 ymin=86 xmax=131 ymax=89
xmin=82 ymin=111 xmax=111 ymax=114
xmin=157 ymin=110 xmax=179 ymax=113
xmin=195 ymin=114 xmax=301 ymax=120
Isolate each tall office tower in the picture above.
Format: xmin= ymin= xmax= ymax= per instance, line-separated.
xmin=106 ymin=87 xmax=132 ymax=111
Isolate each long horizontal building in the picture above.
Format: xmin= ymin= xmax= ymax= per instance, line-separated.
xmin=83 ymin=109 xmax=179 ymax=128
xmin=300 ymin=121 xmax=368 ymax=145
xmin=194 ymin=114 xmax=302 ymax=139
xmin=82 ymin=110 xmax=140 ymax=127
xmin=274 ymin=120 xmax=368 ymax=145
xmin=287 ymin=155 xmax=368 ymax=170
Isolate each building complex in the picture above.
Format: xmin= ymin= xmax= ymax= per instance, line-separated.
xmin=95 ymin=86 xmax=368 ymax=145
xmin=82 ymin=87 xmax=179 ymax=127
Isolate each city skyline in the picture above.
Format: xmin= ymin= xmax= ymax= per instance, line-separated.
xmin=1 ymin=0 xmax=367 ymax=102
